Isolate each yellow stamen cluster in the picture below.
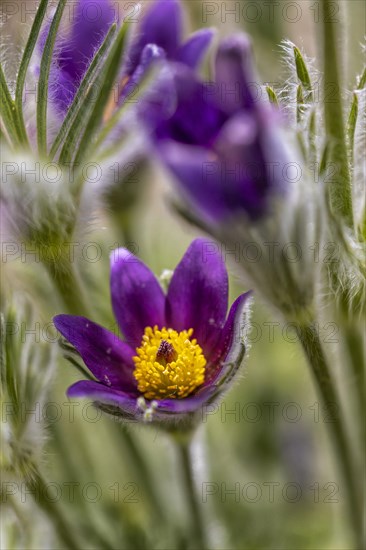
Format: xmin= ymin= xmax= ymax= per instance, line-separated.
xmin=133 ymin=326 xmax=206 ymax=400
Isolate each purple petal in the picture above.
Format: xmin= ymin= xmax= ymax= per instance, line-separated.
xmin=119 ymin=44 xmax=166 ymax=104
xmin=38 ymin=0 xmax=116 ymax=114
xmin=48 ymin=64 xmax=77 ymax=114
xmin=37 ymin=29 xmax=77 ymax=114
xmin=135 ymin=63 xmax=178 ymax=129
xmin=217 ymin=109 xmax=288 ymax=214
xmin=65 ymin=0 xmax=117 ymax=82
xmin=67 ymin=380 xmax=212 ymax=420
xmin=157 ymin=141 xmax=231 ymax=221
xmin=110 ymin=248 xmax=166 ymax=348
xmin=156 ymin=384 xmax=218 ymax=413
xmin=154 ymin=66 xmax=225 ymax=146
xmin=166 ymin=238 xmax=228 ymax=356
xmin=54 ymin=314 xmax=136 ymax=392
xmin=157 ymin=291 xmax=252 ymax=416
xmin=212 ymin=112 xmax=273 ymax=218
xmin=176 ymin=28 xmax=214 ymax=69
xmin=125 ymin=0 xmax=182 ymax=76
xmin=215 ymin=33 xmax=256 ymax=114
xmin=67 ymin=380 xmax=140 ymax=414
xmin=208 ymin=291 xmax=253 ymax=384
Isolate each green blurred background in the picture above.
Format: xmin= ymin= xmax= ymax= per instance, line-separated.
xmin=1 ymin=1 xmax=365 ymax=548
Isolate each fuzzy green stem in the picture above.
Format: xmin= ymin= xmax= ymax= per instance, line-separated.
xmin=27 ymin=470 xmax=79 ymax=550
xmin=319 ymin=0 xmax=353 ymax=227
xmin=44 ymin=259 xmax=90 ymax=317
xmin=37 ymin=0 xmax=67 ymax=155
xmin=298 ymin=322 xmax=362 ymax=548
xmin=0 ymin=64 xmax=19 ymax=147
xmin=176 ymin=437 xmax=208 ymax=550
xmin=343 ymin=323 xmax=365 ymax=422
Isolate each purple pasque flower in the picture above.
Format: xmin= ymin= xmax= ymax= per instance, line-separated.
xmin=54 ymin=239 xmax=252 ymax=425
xmin=153 ymin=33 xmax=288 ymax=221
xmin=44 ymin=0 xmax=213 ymax=114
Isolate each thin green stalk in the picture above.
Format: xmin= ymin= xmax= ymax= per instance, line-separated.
xmin=37 ymin=0 xmax=67 ymax=155
xmin=27 ymin=470 xmax=80 ymax=550
xmin=15 ymin=0 xmax=49 ymax=147
xmin=347 ymin=93 xmax=358 ymax=164
xmin=356 ymin=66 xmax=366 ymax=90
xmin=44 ymin=259 xmax=90 ymax=317
xmin=347 ymin=66 xmax=365 ymax=165
xmin=308 ymin=110 xmax=317 ymax=166
xmin=319 ymin=0 xmax=353 ymax=226
xmin=343 ymin=322 xmax=365 ymax=420
xmin=0 ymin=64 xmax=18 ymax=146
xmin=175 ymin=436 xmax=208 ymax=550
xmin=298 ymin=322 xmax=363 ymax=548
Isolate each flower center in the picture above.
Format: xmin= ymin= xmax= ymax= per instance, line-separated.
xmin=133 ymin=326 xmax=206 ymax=400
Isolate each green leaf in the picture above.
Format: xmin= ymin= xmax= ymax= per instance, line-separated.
xmin=0 ymin=308 xmax=18 ymax=411
xmin=49 ymin=23 xmax=117 ymax=160
xmin=296 ymin=131 xmax=307 ymax=160
xmin=37 ymin=0 xmax=67 ymax=155
xmin=347 ymin=92 xmax=358 ymax=162
xmin=319 ymin=142 xmax=331 ymax=177
xmin=360 ymin=211 xmax=366 ymax=243
xmin=308 ymin=109 xmax=317 ymax=166
xmin=293 ymin=46 xmax=313 ymax=100
xmin=357 ymin=67 xmax=366 ymax=90
xmin=0 ymin=64 xmax=18 ymax=146
xmin=319 ymin=0 xmax=353 ymax=227
xmin=296 ymin=84 xmax=305 ymax=123
xmin=15 ymin=0 xmax=49 ymax=147
xmin=71 ymin=22 xmax=129 ymax=174
xmin=266 ymin=86 xmax=279 ymax=106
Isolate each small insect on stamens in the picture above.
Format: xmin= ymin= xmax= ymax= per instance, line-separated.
xmin=156 ymin=339 xmax=178 ymax=366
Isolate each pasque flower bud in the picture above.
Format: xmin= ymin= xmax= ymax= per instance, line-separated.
xmin=1 ymin=148 xmax=76 ymax=268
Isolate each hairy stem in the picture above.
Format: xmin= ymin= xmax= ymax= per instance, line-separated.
xmin=175 ymin=436 xmax=208 ymax=550
xmin=298 ymin=321 xmax=362 ymax=548
xmin=343 ymin=322 xmax=365 ymax=432
xmin=319 ymin=0 xmax=353 ymax=226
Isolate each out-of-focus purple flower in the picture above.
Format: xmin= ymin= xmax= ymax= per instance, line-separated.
xmin=44 ymin=0 xmax=213 ymax=114
xmin=153 ymin=34 xmax=288 ymax=221
xmin=120 ymin=0 xmax=213 ymax=102
xmin=54 ymin=239 xmax=251 ymax=425
xmin=124 ymin=0 xmax=213 ymax=75
xmin=41 ymin=0 xmax=116 ymax=113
